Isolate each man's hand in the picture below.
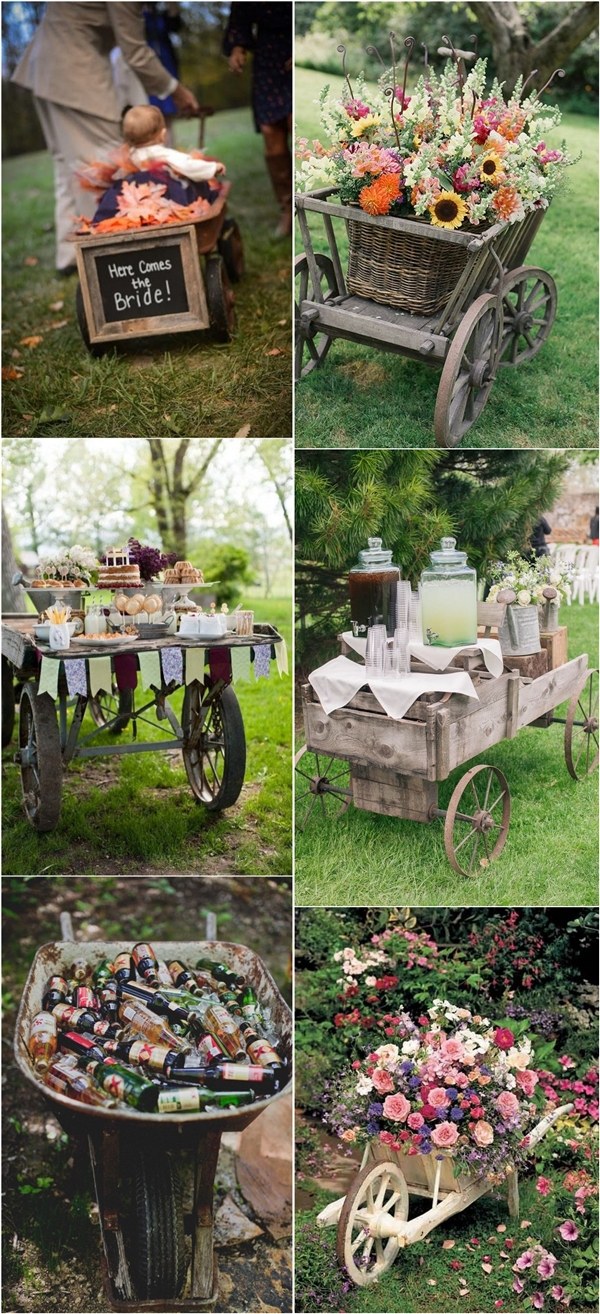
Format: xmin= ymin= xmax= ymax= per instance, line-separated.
xmin=172 ymin=82 xmax=200 ymax=117
xmin=228 ymin=46 xmax=246 ymax=75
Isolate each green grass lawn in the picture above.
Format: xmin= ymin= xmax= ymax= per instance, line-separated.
xmin=295 ymin=603 xmax=598 ymax=905
xmin=295 ymin=69 xmax=599 ymax=450
xmin=2 ymin=111 xmax=291 ymax=438
xmin=2 ymin=596 xmax=292 ymax=875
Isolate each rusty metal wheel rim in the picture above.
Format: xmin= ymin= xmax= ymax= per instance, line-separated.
xmin=434 ymin=293 xmax=503 ymax=448
xmin=444 ymin=764 xmax=511 ymax=875
xmin=499 ymin=266 xmax=557 ymax=368
xmin=295 ymin=253 xmax=338 ymax=381
xmin=565 ymin=669 xmax=599 ymax=780
xmin=294 ymin=744 xmax=351 ymax=829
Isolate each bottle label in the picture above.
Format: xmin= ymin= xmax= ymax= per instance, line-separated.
xmin=101 ymin=1071 xmax=126 ymax=1100
xmin=208 ymin=1005 xmax=236 ymax=1030
xmin=30 ymin=1013 xmax=56 ymax=1038
xmin=46 ymin=976 xmax=68 ymax=994
xmin=248 ymin=1039 xmax=279 ymax=1064
xmin=198 ymin=1034 xmax=223 ymax=1060
xmin=53 ymin=1004 xmax=77 ymax=1026
xmin=113 ymin=952 xmax=132 ymax=976
xmin=129 ymin=1040 xmax=171 ymax=1069
xmin=65 ymin=1031 xmax=96 ymax=1050
xmin=158 ymin=1088 xmax=205 ymax=1112
xmin=221 ymin=1064 xmax=264 ymax=1082
xmin=75 ymin=987 xmax=97 ymax=1009
xmin=92 ymin=1020 xmax=112 ymax=1036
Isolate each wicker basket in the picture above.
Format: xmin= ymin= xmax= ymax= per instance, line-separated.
xmin=347 ymin=216 xmax=470 ymax=315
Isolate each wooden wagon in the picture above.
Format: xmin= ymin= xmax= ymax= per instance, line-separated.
xmin=295 ymin=189 xmax=556 ymax=447
xmin=296 ymin=632 xmax=598 ymax=874
xmin=316 ymin=1102 xmax=573 ymax=1287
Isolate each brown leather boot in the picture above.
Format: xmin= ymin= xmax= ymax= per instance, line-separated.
xmin=266 ymin=151 xmax=292 ymax=238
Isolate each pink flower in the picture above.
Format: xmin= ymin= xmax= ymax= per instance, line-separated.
xmin=533 ymin=1294 xmax=545 ymax=1310
xmin=558 ymin=1221 xmax=579 ymax=1241
xmin=383 ymin=1092 xmax=410 ymax=1122
xmin=441 ymin=1038 xmax=466 ymax=1061
xmin=430 ymin=1121 xmax=459 ymax=1148
xmin=371 ymin=1068 xmax=395 ymax=1094
xmin=496 ymin=1090 xmax=520 ymax=1120
xmin=494 ymin=1027 xmax=515 ymax=1051
xmin=536 ymin=1177 xmax=552 ymax=1197
xmin=514 ymin=1251 xmax=533 ymax=1271
xmin=538 ymin=1254 xmax=557 ymax=1279
xmin=453 ymin=164 xmax=479 ymax=194
xmin=429 ymin=1086 xmax=451 ymax=1109
xmin=379 ymin=1130 xmax=395 ymax=1146
xmin=551 ymin=1287 xmax=565 ymax=1301
xmin=513 ymin=1278 xmax=525 ymax=1294
xmin=557 ymin=1056 xmax=576 ymax=1069
xmin=407 ymin=1112 xmax=424 ymax=1130
xmin=494 ymin=1303 xmax=504 ymax=1309
xmin=472 ymin=1120 xmax=494 ymax=1146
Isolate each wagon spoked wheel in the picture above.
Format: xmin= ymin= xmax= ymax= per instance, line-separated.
xmin=205 ymin=253 xmax=236 ymax=341
xmin=132 ymin=1147 xmax=186 ymax=1300
xmin=499 ymin=266 xmax=557 ymax=368
xmin=88 ymin=684 xmax=133 ymax=733
xmin=443 ymin=764 xmax=511 ymax=876
xmin=434 ymin=293 xmax=503 ymax=448
xmin=565 ymin=669 xmax=599 ymax=780
xmin=182 ymin=681 xmax=246 ymax=809
xmin=2 ymin=657 xmax=16 ymax=748
xmin=295 ymin=253 xmax=338 ymax=381
xmin=217 ymin=216 xmax=245 ymax=282
xmin=18 ymin=684 xmax=63 ymax=831
xmin=337 ymin=1160 xmax=409 ymax=1288
xmin=294 ymin=745 xmax=351 ymax=829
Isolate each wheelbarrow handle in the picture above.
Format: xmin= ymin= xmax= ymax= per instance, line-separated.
xmin=197 ymin=104 xmax=215 ymax=150
xmin=59 ymin=911 xmax=75 ymax=941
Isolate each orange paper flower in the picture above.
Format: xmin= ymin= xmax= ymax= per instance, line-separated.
xmin=359 ymin=174 xmax=401 ymax=216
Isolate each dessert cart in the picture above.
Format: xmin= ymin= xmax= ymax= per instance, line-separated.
xmin=316 ymin=1101 xmax=573 ymax=1287
xmin=295 ymin=190 xmax=556 ymax=447
xmin=2 ymin=616 xmax=282 ymax=833
xmin=14 ymin=917 xmax=292 ymax=1310
xmin=296 ymin=632 xmax=598 ymax=875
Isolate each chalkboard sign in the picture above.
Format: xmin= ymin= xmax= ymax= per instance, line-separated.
xmin=95 ymin=243 xmax=189 ymax=322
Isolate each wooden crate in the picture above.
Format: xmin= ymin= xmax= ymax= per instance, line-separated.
xmin=502 ymin=649 xmax=548 ymax=679
xmin=540 ymin=626 xmax=568 ymax=671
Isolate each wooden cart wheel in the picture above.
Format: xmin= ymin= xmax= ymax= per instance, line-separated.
xmin=295 ymin=745 xmax=351 ymax=829
xmin=217 ymin=216 xmax=245 ymax=282
xmin=132 ymin=1147 xmax=186 ymax=1300
xmin=88 ymin=685 xmax=133 ymax=734
xmin=75 ymin=283 xmax=109 ymax=357
xmin=444 ymin=764 xmax=511 ymax=876
xmin=205 ymin=253 xmax=236 ymax=341
xmin=565 ymin=668 xmax=599 ymax=780
xmin=18 ymin=684 xmax=63 ymax=831
xmin=182 ymin=681 xmax=246 ymax=809
xmin=2 ymin=656 xmax=16 ymax=749
xmin=337 ymin=1160 xmax=409 ymax=1287
xmin=434 ymin=293 xmax=503 ymax=448
xmin=499 ymin=266 xmax=557 ymax=368
xmin=295 ymin=253 xmax=338 ymax=381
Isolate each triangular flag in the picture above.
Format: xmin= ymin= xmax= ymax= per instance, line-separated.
xmin=231 ymin=646 xmax=251 ymax=683
xmin=275 ymin=637 xmax=289 ymax=676
xmin=185 ymin=646 xmax=205 ymax=685
xmin=138 ymin=649 xmax=161 ymax=691
xmin=38 ymin=656 xmax=60 ymax=700
xmin=88 ymin=655 xmax=113 ymax=698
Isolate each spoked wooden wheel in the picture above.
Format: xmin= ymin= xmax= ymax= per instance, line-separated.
xmin=294 ymin=745 xmax=351 ymax=829
xmin=499 ymin=266 xmax=557 ymax=368
xmin=337 ymin=1160 xmax=408 ymax=1287
xmin=182 ymin=681 xmax=246 ymax=809
xmin=18 ymin=684 xmax=63 ymax=831
xmin=565 ymin=669 xmax=599 ymax=779
xmin=443 ymin=764 xmax=511 ymax=875
xmin=205 ymin=253 xmax=236 ymax=341
xmin=434 ymin=293 xmax=503 ymax=448
xmin=295 ymin=253 xmax=338 ymax=380
xmin=88 ymin=684 xmax=133 ymax=734
xmin=2 ymin=656 xmax=16 ymax=748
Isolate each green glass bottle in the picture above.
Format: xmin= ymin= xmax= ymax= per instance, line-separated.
xmin=92 ymin=959 xmax=114 ymax=988
xmin=86 ymin=1059 xmax=158 ymax=1110
xmin=157 ymin=1086 xmax=254 ymax=1113
xmin=238 ymin=985 xmax=264 ymax=1026
xmin=195 ymin=958 xmax=244 ymax=989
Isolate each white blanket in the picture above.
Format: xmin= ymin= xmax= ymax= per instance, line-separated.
xmin=340 ymin=632 xmax=503 ymax=678
xmin=308 ymin=654 xmax=479 ymax=722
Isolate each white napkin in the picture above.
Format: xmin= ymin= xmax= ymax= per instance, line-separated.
xmin=340 ymin=632 xmax=503 ymax=678
xmin=309 ymin=655 xmax=478 ymax=722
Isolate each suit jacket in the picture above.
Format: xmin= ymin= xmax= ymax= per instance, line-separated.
xmin=12 ymin=3 xmax=176 ymax=121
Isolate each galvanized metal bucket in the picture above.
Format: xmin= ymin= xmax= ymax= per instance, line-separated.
xmin=499 ymin=604 xmax=541 ymax=656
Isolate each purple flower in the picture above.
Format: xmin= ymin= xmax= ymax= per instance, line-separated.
xmin=558 ymin=1221 xmax=579 ymax=1242
xmin=368 ymin=1102 xmax=383 ymax=1117
xmin=533 ymin=1294 xmax=545 ymax=1310
xmin=445 ymin=1087 xmax=458 ymax=1100
xmin=409 ymin=1076 xmax=421 ymax=1087
xmin=514 ymin=1250 xmax=534 ymax=1271
xmin=538 ymin=1255 xmax=557 ymax=1279
xmin=450 ymin=1107 xmax=465 ymax=1121
xmin=400 ymin=1060 xmax=414 ymax=1073
xmin=513 ymin=1279 xmax=525 ymax=1295
xmin=551 ymin=1287 xmax=565 ymax=1302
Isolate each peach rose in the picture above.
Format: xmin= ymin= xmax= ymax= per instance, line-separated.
xmin=428 ymin=1086 xmax=450 ymax=1109
xmin=371 ymin=1068 xmax=395 ymax=1095
xmin=431 ymin=1121 xmax=459 ymax=1148
xmin=516 ymin=1069 xmax=538 ymax=1097
xmin=441 ymin=1038 xmax=465 ymax=1061
xmin=496 ymin=1090 xmax=520 ymax=1120
xmin=382 ymin=1092 xmax=411 ymax=1122
xmin=472 ymin=1119 xmax=494 ymax=1146
xmin=340 ymin=1127 xmax=359 ymax=1142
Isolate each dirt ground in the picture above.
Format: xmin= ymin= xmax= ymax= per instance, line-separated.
xmin=1 ymin=877 xmax=293 ymax=1314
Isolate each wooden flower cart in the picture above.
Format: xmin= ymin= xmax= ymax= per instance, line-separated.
xmin=316 ymin=1102 xmax=573 ymax=1287
xmin=1 ymin=617 xmax=281 ymax=833
xmin=295 ymin=190 xmax=556 ymax=447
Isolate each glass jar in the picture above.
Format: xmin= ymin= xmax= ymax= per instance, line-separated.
xmin=348 ymin=537 xmax=400 ymax=638
xmin=419 ymin=537 xmax=477 ymax=647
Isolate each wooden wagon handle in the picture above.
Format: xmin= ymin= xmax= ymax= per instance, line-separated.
xmin=524 ymin=1102 xmax=574 ymax=1149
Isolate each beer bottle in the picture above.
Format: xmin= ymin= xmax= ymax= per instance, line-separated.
xmin=119 ymin=981 xmax=191 ymax=1026
xmin=131 ymin=942 xmax=160 ymax=987
xmin=167 ymin=1061 xmax=279 ymax=1095
xmin=197 ymin=1031 xmax=227 ymax=1062
xmin=53 ymin=1005 xmax=119 ymax=1040
xmin=196 ymin=1000 xmax=246 ymax=1059
xmin=156 ymin=959 xmax=175 ymax=988
xmin=46 ymin=1064 xmax=117 ymax=1107
xmin=28 ymin=1011 xmax=58 ymax=1073
xmin=238 ymin=985 xmax=264 ymax=1026
xmin=238 ymin=1021 xmax=284 ymax=1069
xmin=74 ymin=986 xmax=100 ymax=1011
xmin=113 ymin=952 xmax=134 ymax=986
xmin=86 ymin=1060 xmax=159 ymax=1111
xmin=219 ymin=989 xmax=243 ymax=1015
xmin=193 ymin=969 xmax=221 ymax=992
xmin=58 ymin=1030 xmax=107 ymax=1066
xmin=167 ymin=960 xmax=202 ymax=995
xmin=157 ymin=1086 xmax=254 ymax=1114
xmin=42 ymin=976 xmax=69 ymax=1011
xmin=97 ymin=983 xmax=119 ymax=1023
xmin=195 ymin=958 xmax=244 ymax=989
xmin=71 ymin=958 xmax=88 ymax=982
xmin=91 ymin=959 xmax=113 ymax=988
xmin=104 ymin=1038 xmax=185 ymax=1075
xmin=117 ymin=1000 xmax=191 ymax=1053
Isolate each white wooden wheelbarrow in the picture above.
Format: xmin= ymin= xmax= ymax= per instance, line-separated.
xmin=316 ymin=1102 xmax=573 ymax=1286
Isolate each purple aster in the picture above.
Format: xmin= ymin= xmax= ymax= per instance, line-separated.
xmin=450 ymin=1107 xmax=465 ymax=1121
xmin=400 ymin=1060 xmax=414 ymax=1073
xmin=368 ymin=1102 xmax=383 ymax=1117
xmin=445 ymin=1087 xmax=458 ymax=1100
xmin=409 ymin=1076 xmax=421 ymax=1087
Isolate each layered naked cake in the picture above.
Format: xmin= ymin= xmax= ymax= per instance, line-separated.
xmin=98 ymin=545 xmax=141 ymax=589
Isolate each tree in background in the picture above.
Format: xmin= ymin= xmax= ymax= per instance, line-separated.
xmin=147 ymin=438 xmax=223 ymax=557
xmin=471 ymin=1 xmax=598 ymax=95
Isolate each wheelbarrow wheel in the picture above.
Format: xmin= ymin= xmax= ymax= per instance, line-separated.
xmin=205 ymin=253 xmax=236 ymax=341
xmin=295 ymin=745 xmax=351 ymax=829
xmin=434 ymin=292 xmax=503 ymax=448
xmin=337 ymin=1160 xmax=409 ymax=1287
xmin=218 ymin=216 xmax=245 ymax=282
xmin=499 ymin=266 xmax=557 ymax=368
xmin=182 ymin=681 xmax=246 ymax=809
xmin=443 ymin=763 xmax=511 ymax=876
xmin=565 ymin=668 xmax=599 ymax=779
xmin=295 ymin=253 xmax=338 ymax=381
xmin=18 ymin=684 xmax=63 ymax=831
xmin=132 ymin=1147 xmax=186 ymax=1300
xmin=75 ymin=282 xmax=109 ymax=357
xmin=2 ymin=657 xmax=16 ymax=748
xmin=88 ymin=684 xmax=133 ymax=734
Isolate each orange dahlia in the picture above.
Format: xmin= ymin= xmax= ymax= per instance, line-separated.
xmin=359 ymin=173 xmax=401 ymax=216
xmin=492 ymin=186 xmax=523 ymax=221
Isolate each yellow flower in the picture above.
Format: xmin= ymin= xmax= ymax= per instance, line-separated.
xmin=350 ymin=112 xmax=381 ymax=138
xmin=428 ymin=191 xmax=468 ymax=229
xmin=479 ymin=149 xmax=505 ymax=186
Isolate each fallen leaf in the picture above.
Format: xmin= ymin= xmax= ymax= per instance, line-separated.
xmin=20 ymin=335 xmax=43 ymax=349
xmin=482 ymin=1263 xmax=493 ymax=1274
xmin=458 ymin=1290 xmax=470 ymax=1297
xmin=24 ymin=255 xmax=39 ymax=266
xmin=2 ymin=366 xmax=24 ymax=380
xmin=49 ymin=299 xmax=64 ymax=311
xmin=497 ymin=1224 xmax=507 ymax=1233
xmin=277 ymin=318 xmax=287 ymax=326
xmin=11 ymin=348 xmax=22 ymax=358
xmin=500 ymin=1251 xmax=510 ymax=1259
xmin=234 ymin=423 xmax=251 ymax=438
xmin=265 ymin=347 xmax=284 ymax=357
xmin=49 ymin=319 xmax=69 ymax=330
xmin=442 ymin=1240 xmax=456 ymax=1250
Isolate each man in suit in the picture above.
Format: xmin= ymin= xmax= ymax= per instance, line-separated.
xmin=12 ymin=2 xmax=199 ymax=273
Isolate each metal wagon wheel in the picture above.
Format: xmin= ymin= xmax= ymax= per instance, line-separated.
xmin=18 ymin=684 xmax=63 ymax=831
xmin=88 ymin=684 xmax=133 ymax=734
xmin=2 ymin=656 xmax=16 ymax=748
xmin=337 ymin=1160 xmax=409 ymax=1287
xmin=499 ymin=266 xmax=557 ymax=368
xmin=564 ymin=668 xmax=599 ymax=780
xmin=217 ymin=215 xmax=245 ymax=282
xmin=132 ymin=1147 xmax=187 ymax=1300
xmin=295 ymin=253 xmax=338 ymax=381
xmin=443 ymin=764 xmax=511 ymax=876
xmin=182 ymin=681 xmax=246 ymax=810
xmin=434 ymin=292 xmax=503 ymax=448
xmin=205 ymin=253 xmax=236 ymax=342
xmin=294 ymin=745 xmax=351 ymax=829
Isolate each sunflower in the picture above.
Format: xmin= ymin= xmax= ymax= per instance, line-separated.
xmin=479 ymin=149 xmax=505 ymax=186
xmin=428 ymin=191 xmax=468 ymax=229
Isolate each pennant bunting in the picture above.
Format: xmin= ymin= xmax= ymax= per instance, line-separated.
xmin=209 ymin=648 xmax=232 ymax=684
xmin=185 ymin=646 xmax=205 ymax=685
xmin=89 ymin=655 xmax=113 ymax=698
xmin=38 ymin=656 xmax=60 ymax=700
xmin=254 ymin=644 xmax=271 ymax=680
xmin=138 ymin=650 xmax=161 ymax=691
xmin=275 ymin=638 xmax=289 ymax=676
xmin=231 ymin=646 xmax=251 ymax=684
xmin=114 ymin=652 xmax=138 ymax=692
xmin=65 ymin=658 xmax=88 ymax=698
xmin=161 ymin=646 xmax=183 ymax=687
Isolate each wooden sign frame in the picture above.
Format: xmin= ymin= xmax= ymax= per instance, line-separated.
xmin=74 ymin=222 xmax=210 ymax=344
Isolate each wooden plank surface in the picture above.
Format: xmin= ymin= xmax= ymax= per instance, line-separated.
xmin=350 ymin=765 xmax=437 ymax=820
xmin=300 ymin=297 xmax=449 ymax=358
xmin=303 ymin=699 xmax=430 ymax=775
xmin=517 ymin=653 xmax=588 ymax=728
xmin=298 ymin=192 xmax=505 ymax=249
xmin=2 ymin=617 xmax=278 ymax=667
xmin=540 ymin=626 xmax=569 ymax=671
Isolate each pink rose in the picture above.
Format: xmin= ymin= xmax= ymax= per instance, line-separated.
xmin=371 ymin=1068 xmax=395 ymax=1095
xmin=496 ymin=1091 xmax=520 ymax=1120
xmin=407 ymin=1112 xmax=424 ymax=1130
xmin=428 ymin=1086 xmax=450 ymax=1109
xmin=430 ymin=1121 xmax=459 ymax=1148
xmin=536 ymin=1177 xmax=552 ymax=1197
xmin=472 ymin=1120 xmax=494 ymax=1146
xmin=516 ymin=1069 xmax=539 ymax=1096
xmin=379 ymin=1130 xmax=395 ymax=1146
xmin=383 ymin=1092 xmax=410 ymax=1122
xmin=441 ymin=1038 xmax=465 ymax=1061
xmin=494 ymin=1028 xmax=515 ymax=1051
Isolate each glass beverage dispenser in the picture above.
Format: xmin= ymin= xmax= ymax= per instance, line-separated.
xmin=348 ymin=537 xmax=400 ymax=637
xmin=419 ymin=537 xmax=477 ymax=647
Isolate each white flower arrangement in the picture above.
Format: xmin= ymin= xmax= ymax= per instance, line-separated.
xmin=488 ymin=550 xmax=572 ymax=606
xmin=38 ymin=544 xmax=99 ymax=583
